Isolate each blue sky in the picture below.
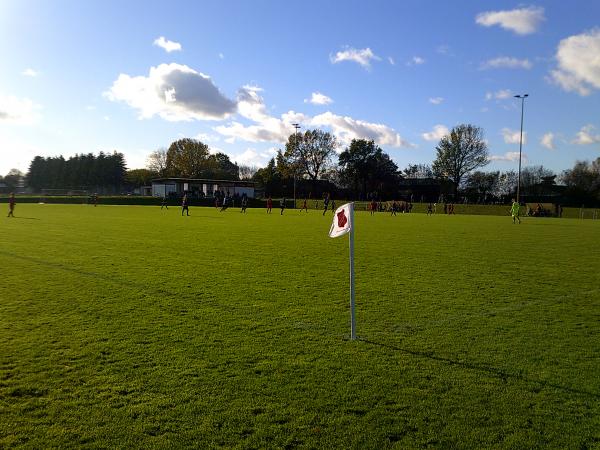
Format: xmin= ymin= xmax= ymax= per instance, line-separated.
xmin=1 ymin=0 xmax=599 ymax=177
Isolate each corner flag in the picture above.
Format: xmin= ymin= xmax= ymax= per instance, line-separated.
xmin=329 ymin=203 xmax=353 ymax=238
xmin=328 ymin=202 xmax=357 ymax=340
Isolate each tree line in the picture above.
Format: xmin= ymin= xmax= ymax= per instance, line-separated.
xmin=26 ymin=152 xmax=127 ymax=193
xmin=3 ymin=123 xmax=599 ymax=205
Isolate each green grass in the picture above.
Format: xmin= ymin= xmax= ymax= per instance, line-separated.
xmin=1 ymin=204 xmax=599 ymax=448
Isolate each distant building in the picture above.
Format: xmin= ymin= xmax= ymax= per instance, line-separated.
xmin=151 ymin=178 xmax=256 ymax=198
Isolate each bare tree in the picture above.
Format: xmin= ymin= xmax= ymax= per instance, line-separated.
xmin=238 ymin=164 xmax=258 ymax=180
xmin=432 ymin=124 xmax=489 ymax=196
xmin=146 ymin=148 xmax=168 ymax=177
xmin=284 ymin=129 xmax=337 ymax=181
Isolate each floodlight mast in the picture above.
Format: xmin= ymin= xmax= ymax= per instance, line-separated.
xmin=514 ymin=94 xmax=528 ymax=204
xmin=292 ymin=123 xmax=301 ymax=208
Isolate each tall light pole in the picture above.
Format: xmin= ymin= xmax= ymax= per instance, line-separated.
xmin=514 ymin=94 xmax=528 ymax=204
xmin=292 ymin=123 xmax=301 ymax=209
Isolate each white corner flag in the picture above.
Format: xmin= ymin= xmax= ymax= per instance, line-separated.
xmin=329 ymin=202 xmax=356 ymax=340
xmin=329 ymin=202 xmax=353 ymax=238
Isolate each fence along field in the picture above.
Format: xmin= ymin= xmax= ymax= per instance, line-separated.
xmin=1 ymin=203 xmax=599 ymax=448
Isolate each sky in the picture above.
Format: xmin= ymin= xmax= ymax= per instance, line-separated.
xmin=1 ymin=0 xmax=599 ymax=177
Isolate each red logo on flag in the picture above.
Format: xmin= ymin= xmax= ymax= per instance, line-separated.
xmin=337 ymin=209 xmax=347 ymax=228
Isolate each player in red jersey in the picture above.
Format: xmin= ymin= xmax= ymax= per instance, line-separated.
xmin=7 ymin=193 xmax=15 ymax=217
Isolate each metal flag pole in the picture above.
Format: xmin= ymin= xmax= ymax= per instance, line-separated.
xmin=349 ymin=203 xmax=356 ymax=340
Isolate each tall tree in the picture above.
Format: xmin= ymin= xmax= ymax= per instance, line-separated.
xmin=403 ymin=164 xmax=433 ymax=179
xmin=238 ymin=164 xmax=258 ymax=180
xmin=283 ymin=129 xmax=337 ymax=181
xmin=561 ymin=158 xmax=600 ymax=203
xmin=165 ymin=138 xmax=209 ymax=177
xmin=432 ymin=124 xmax=489 ymax=196
xmin=252 ymin=158 xmax=282 ymax=196
xmin=2 ymin=169 xmax=24 ymax=191
xmin=147 ymin=148 xmax=169 ymax=177
xmin=125 ymin=169 xmax=157 ymax=187
xmin=205 ymin=153 xmax=239 ymax=180
xmin=338 ymin=139 xmax=400 ymax=197
xmin=520 ymin=165 xmax=555 ymax=194
xmin=464 ymin=171 xmax=499 ymax=201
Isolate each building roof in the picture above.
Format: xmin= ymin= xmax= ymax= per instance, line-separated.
xmin=152 ymin=177 xmax=255 ymax=186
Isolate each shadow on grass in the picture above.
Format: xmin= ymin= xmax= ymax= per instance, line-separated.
xmin=9 ymin=217 xmax=41 ymax=220
xmin=359 ymin=337 xmax=600 ymax=399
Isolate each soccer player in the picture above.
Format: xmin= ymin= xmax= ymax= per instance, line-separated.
xmin=322 ymin=194 xmax=329 ymax=216
xmin=7 ymin=192 xmax=15 ymax=217
xmin=266 ymin=196 xmax=273 ymax=214
xmin=181 ymin=194 xmax=190 ymax=216
xmin=300 ymin=198 xmax=308 ymax=213
xmin=391 ymin=200 xmax=398 ymax=216
xmin=511 ymin=199 xmax=521 ymax=224
xmin=280 ymin=197 xmax=286 ymax=215
xmin=427 ymin=202 xmax=433 ymax=215
xmin=240 ymin=194 xmax=248 ymax=213
xmin=330 ymin=198 xmax=336 ymax=213
xmin=220 ymin=195 xmax=229 ymax=212
xmin=160 ymin=195 xmax=168 ymax=210
xmin=370 ymin=199 xmax=377 ymax=216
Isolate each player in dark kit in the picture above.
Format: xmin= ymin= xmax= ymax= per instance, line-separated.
xmin=160 ymin=195 xmax=168 ymax=210
xmin=240 ymin=194 xmax=248 ymax=213
xmin=181 ymin=194 xmax=189 ymax=216
xmin=7 ymin=193 xmax=15 ymax=217
xmin=322 ymin=194 xmax=330 ymax=216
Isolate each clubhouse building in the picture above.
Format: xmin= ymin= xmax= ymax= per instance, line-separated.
xmin=151 ymin=177 xmax=256 ymax=199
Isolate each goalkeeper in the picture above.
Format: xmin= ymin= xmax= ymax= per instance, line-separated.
xmin=511 ymin=199 xmax=521 ymax=224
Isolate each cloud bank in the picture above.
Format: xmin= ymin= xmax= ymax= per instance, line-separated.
xmin=105 ymin=63 xmax=237 ymax=121
xmin=550 ymin=29 xmax=600 ymax=96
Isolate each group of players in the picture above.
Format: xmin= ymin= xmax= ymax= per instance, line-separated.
xmin=3 ymin=191 xmax=523 ymax=223
xmin=172 ymin=194 xmax=523 ymax=223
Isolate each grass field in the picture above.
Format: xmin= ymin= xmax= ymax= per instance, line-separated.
xmin=1 ymin=204 xmax=599 ymax=448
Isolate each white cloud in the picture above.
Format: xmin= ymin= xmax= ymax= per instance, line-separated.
xmin=422 ymin=124 xmax=449 ymax=141
xmin=232 ymin=147 xmax=278 ymax=167
xmin=311 ymin=112 xmax=413 ymax=148
xmin=215 ymin=85 xmax=412 ymax=149
xmin=481 ymin=57 xmax=532 ymax=70
xmin=218 ymin=53 xmax=224 ymax=59
xmin=502 ymin=128 xmax=527 ymax=145
xmin=22 ymin=68 xmax=38 ymax=77
xmin=429 ymin=97 xmax=444 ymax=105
xmin=388 ymin=56 xmax=395 ymax=65
xmin=550 ymin=29 xmax=600 ymax=96
xmin=330 ymin=47 xmax=381 ymax=69
xmin=0 ymin=94 xmax=42 ymax=125
xmin=541 ymin=132 xmax=555 ymax=150
xmin=572 ymin=125 xmax=600 ymax=145
xmin=304 ymin=92 xmax=333 ymax=105
xmin=476 ymin=6 xmax=545 ymax=35
xmin=0 ymin=135 xmax=43 ymax=174
xmin=485 ymin=89 xmax=513 ymax=100
xmin=407 ymin=56 xmax=425 ymax=66
xmin=490 ymin=151 xmax=527 ymax=163
xmin=153 ymin=36 xmax=182 ymax=53
xmin=104 ymin=63 xmax=237 ymax=121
